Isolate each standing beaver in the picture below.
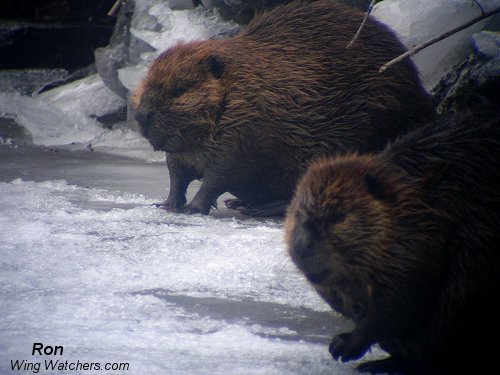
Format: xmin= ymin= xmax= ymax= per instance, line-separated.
xmin=285 ymin=114 xmax=500 ymax=374
xmin=133 ymin=0 xmax=434 ymax=216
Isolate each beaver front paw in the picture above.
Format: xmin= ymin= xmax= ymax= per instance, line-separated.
xmin=329 ymin=333 xmax=368 ymax=362
xmin=153 ymin=201 xmax=184 ymax=212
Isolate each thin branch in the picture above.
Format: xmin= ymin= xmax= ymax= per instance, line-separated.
xmin=346 ymin=0 xmax=377 ymax=49
xmin=107 ymin=0 xmax=123 ymax=17
xmin=380 ymin=5 xmax=500 ymax=73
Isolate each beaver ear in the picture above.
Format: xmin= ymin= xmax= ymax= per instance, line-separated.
xmin=364 ymin=174 xmax=382 ymax=200
xmin=206 ymin=56 xmax=224 ymax=79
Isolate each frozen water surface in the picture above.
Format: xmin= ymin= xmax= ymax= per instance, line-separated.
xmin=0 ymin=146 xmax=387 ymax=374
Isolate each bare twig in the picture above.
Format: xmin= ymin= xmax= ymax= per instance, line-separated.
xmin=346 ymin=0 xmax=377 ymax=49
xmin=107 ymin=0 xmax=123 ymax=17
xmin=380 ymin=5 xmax=500 ymax=72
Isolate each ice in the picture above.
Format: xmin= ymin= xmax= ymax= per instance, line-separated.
xmin=38 ymin=74 xmax=125 ymax=119
xmin=0 ymin=74 xmax=164 ymax=161
xmin=0 ymin=69 xmax=69 ymax=95
xmin=117 ymin=65 xmax=149 ymax=92
xmin=130 ymin=4 xmax=238 ymax=53
xmin=0 ymin=74 xmax=122 ymax=146
xmin=372 ymin=0 xmax=500 ymax=91
xmin=0 ymin=91 xmax=103 ymax=146
xmin=87 ymin=127 xmax=164 ymax=162
xmin=0 ymin=147 xmax=385 ymax=374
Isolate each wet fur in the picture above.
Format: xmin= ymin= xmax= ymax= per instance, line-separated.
xmin=285 ymin=114 xmax=500 ymax=373
xmin=134 ymin=0 xmax=434 ymax=215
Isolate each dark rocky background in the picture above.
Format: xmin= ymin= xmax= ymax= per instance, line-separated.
xmin=0 ymin=0 xmax=116 ymax=72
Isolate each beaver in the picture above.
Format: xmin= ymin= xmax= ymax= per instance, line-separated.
xmin=285 ymin=113 xmax=500 ymax=374
xmin=133 ymin=0 xmax=434 ymax=216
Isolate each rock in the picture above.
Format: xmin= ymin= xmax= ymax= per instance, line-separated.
xmin=92 ymin=107 xmax=128 ymax=129
xmin=0 ymin=116 xmax=33 ymax=145
xmin=473 ymin=30 xmax=500 ymax=58
xmin=0 ymin=1 xmax=116 ymax=72
xmin=432 ymin=30 xmax=500 ymax=115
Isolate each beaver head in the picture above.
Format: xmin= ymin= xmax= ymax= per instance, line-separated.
xmin=133 ymin=41 xmax=227 ymax=153
xmin=285 ymin=154 xmax=438 ymax=324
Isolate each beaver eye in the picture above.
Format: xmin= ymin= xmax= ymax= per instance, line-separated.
xmin=171 ymin=86 xmax=186 ymax=98
xmin=330 ymin=211 xmax=346 ymax=225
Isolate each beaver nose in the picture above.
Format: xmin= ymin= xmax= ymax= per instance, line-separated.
xmin=291 ymin=225 xmax=316 ymax=259
xmin=135 ymin=110 xmax=154 ymax=128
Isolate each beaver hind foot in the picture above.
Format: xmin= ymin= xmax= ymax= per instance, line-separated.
xmin=225 ymin=199 xmax=288 ymax=217
xmin=154 ymin=199 xmax=217 ymax=215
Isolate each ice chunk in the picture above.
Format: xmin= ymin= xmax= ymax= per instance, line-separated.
xmin=372 ymin=0 xmax=500 ymax=91
xmin=0 ymin=74 xmax=163 ymax=160
xmin=0 ymin=75 xmax=124 ymax=146
xmin=88 ymin=126 xmax=165 ymax=162
xmin=0 ymin=91 xmax=104 ymax=146
xmin=39 ymin=74 xmax=125 ymax=119
xmin=118 ymin=65 xmax=149 ymax=92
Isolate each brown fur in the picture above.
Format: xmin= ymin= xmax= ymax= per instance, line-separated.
xmin=134 ymin=0 xmax=434 ymax=216
xmin=285 ymin=114 xmax=500 ymax=374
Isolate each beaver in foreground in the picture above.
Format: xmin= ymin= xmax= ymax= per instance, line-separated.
xmin=133 ymin=0 xmax=434 ymax=216
xmin=285 ymin=114 xmax=500 ymax=374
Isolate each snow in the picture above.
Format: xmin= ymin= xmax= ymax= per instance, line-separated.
xmin=372 ymin=0 xmax=500 ymax=91
xmin=0 ymin=146 xmax=386 ymax=374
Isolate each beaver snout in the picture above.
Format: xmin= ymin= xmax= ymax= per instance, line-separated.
xmin=290 ymin=225 xmax=317 ymax=260
xmin=135 ymin=110 xmax=155 ymax=130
